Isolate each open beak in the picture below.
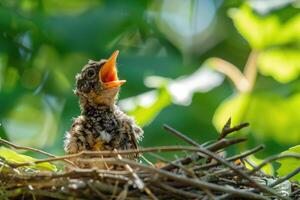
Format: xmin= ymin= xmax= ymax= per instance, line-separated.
xmin=99 ymin=50 xmax=126 ymax=89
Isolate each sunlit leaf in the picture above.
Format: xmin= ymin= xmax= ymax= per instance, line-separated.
xmin=121 ymin=88 xmax=172 ymax=127
xmin=258 ymin=48 xmax=300 ymax=83
xmin=229 ymin=5 xmax=281 ymax=49
xmin=213 ymin=93 xmax=300 ymax=144
xmin=277 ymin=145 xmax=300 ymax=182
xmin=229 ymin=5 xmax=300 ymax=50
xmin=0 ymin=146 xmax=57 ymax=171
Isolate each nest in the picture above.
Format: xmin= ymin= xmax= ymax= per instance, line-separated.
xmin=0 ymin=120 xmax=299 ymax=200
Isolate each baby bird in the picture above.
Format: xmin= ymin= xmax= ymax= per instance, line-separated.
xmin=64 ymin=51 xmax=143 ymax=167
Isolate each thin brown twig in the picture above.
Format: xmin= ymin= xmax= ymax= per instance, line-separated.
xmin=156 ymin=182 xmax=200 ymax=199
xmin=163 ymin=124 xmax=287 ymax=200
xmin=162 ymin=137 xmax=247 ymax=171
xmin=195 ymin=145 xmax=265 ymax=170
xmin=250 ymin=154 xmax=300 ymax=175
xmin=93 ymin=157 xmax=269 ymax=200
xmin=269 ymin=167 xmax=300 ymax=187
xmin=87 ymin=181 xmax=107 ymax=200
xmin=219 ymin=122 xmax=249 ymax=140
xmin=7 ymin=146 xmax=203 ymax=168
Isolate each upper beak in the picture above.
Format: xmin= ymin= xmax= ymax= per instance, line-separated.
xmin=99 ymin=50 xmax=126 ymax=89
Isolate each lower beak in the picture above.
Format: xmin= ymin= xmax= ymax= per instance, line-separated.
xmin=99 ymin=50 xmax=126 ymax=89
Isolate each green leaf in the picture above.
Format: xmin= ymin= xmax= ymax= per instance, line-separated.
xmin=229 ymin=5 xmax=281 ymax=49
xmin=277 ymin=145 xmax=300 ymax=182
xmin=128 ymin=88 xmax=172 ymax=127
xmin=258 ymin=48 xmax=300 ymax=83
xmin=213 ymin=93 xmax=300 ymax=144
xmin=0 ymin=146 xmax=57 ymax=172
xmin=229 ymin=5 xmax=300 ymax=50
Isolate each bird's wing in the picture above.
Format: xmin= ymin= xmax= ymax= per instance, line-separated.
xmin=114 ymin=106 xmax=143 ymax=150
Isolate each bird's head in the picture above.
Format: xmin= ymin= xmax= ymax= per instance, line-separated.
xmin=75 ymin=50 xmax=126 ymax=107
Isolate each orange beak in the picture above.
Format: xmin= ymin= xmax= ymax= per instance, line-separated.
xmin=99 ymin=50 xmax=126 ymax=89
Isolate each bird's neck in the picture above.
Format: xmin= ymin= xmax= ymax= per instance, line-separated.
xmin=79 ymin=95 xmax=116 ymax=114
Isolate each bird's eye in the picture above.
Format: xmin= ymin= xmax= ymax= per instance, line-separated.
xmin=86 ymin=68 xmax=96 ymax=79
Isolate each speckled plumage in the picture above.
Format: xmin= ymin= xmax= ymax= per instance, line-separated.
xmin=64 ymin=51 xmax=143 ymax=167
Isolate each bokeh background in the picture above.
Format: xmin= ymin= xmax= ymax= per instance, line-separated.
xmin=0 ymin=0 xmax=300 ymax=173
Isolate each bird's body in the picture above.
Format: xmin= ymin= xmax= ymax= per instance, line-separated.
xmin=65 ymin=104 xmax=142 ymax=154
xmin=64 ymin=51 xmax=143 ymax=167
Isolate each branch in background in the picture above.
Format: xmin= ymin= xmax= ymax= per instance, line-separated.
xmin=209 ymin=57 xmax=250 ymax=93
xmin=88 ymin=157 xmax=269 ymax=200
xmin=244 ymin=50 xmax=259 ymax=91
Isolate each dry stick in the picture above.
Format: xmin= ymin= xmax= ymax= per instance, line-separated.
xmin=149 ymin=152 xmax=196 ymax=177
xmin=0 ymin=138 xmax=75 ymax=167
xmin=202 ymin=188 xmax=216 ymax=200
xmin=8 ymin=146 xmax=202 ymax=168
xmin=250 ymin=154 xmax=300 ymax=175
xmin=1 ymin=168 xmax=130 ymax=182
xmin=162 ymin=137 xmax=247 ymax=171
xmin=219 ymin=122 xmax=249 ymax=139
xmin=290 ymin=188 xmax=300 ymax=197
xmin=116 ymin=154 xmax=158 ymax=200
xmin=156 ymin=182 xmax=200 ymax=199
xmin=207 ymin=137 xmax=247 ymax=152
xmin=270 ymin=167 xmax=300 ymax=188
xmin=87 ymin=181 xmax=107 ymax=200
xmin=195 ymin=145 xmax=265 ymax=170
xmin=224 ymin=167 xmax=300 ymax=200
xmin=163 ymin=124 xmax=288 ymax=200
xmin=219 ymin=117 xmax=232 ymax=139
xmin=100 ymin=158 xmax=268 ymax=200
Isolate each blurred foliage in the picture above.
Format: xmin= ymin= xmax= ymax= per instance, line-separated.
xmin=0 ymin=0 xmax=300 ymax=179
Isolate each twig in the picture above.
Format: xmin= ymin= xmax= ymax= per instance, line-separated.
xmin=156 ymin=182 xmax=200 ymax=199
xmin=149 ymin=152 xmax=196 ymax=177
xmin=219 ymin=121 xmax=249 ymax=139
xmin=219 ymin=117 xmax=231 ymax=139
xmin=163 ymin=124 xmax=287 ymax=200
xmin=163 ymin=125 xmax=201 ymax=147
xmin=206 ymin=137 xmax=247 ymax=152
xmin=96 ymin=157 xmax=269 ymax=200
xmin=87 ymin=181 xmax=107 ymax=200
xmin=8 ymin=146 xmax=203 ymax=168
xmin=244 ymin=50 xmax=259 ymax=92
xmin=0 ymin=138 xmax=75 ymax=167
xmin=195 ymin=145 xmax=264 ymax=170
xmin=270 ymin=167 xmax=300 ymax=187
xmin=290 ymin=188 xmax=300 ymax=197
xmin=250 ymin=154 xmax=300 ymax=175
xmin=162 ymin=137 xmax=247 ymax=171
